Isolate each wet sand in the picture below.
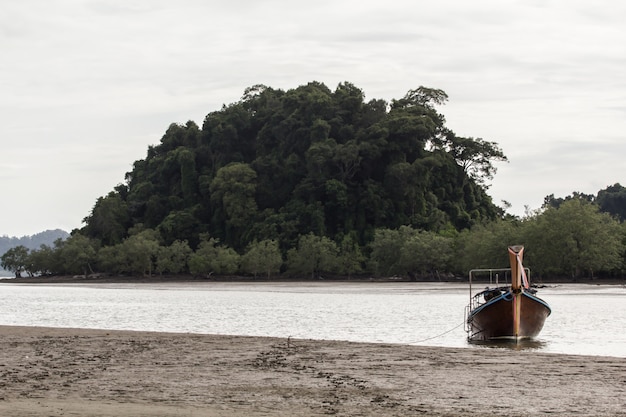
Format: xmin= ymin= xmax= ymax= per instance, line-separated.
xmin=0 ymin=326 xmax=625 ymax=416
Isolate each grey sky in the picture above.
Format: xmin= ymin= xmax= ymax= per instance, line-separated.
xmin=2 ymin=0 xmax=625 ymax=236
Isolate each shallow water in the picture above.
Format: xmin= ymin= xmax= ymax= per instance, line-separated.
xmin=0 ymin=281 xmax=624 ymax=357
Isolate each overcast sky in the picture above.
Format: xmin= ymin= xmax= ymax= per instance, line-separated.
xmin=2 ymin=0 xmax=625 ymax=237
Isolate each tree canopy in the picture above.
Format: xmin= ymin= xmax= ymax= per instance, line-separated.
xmin=80 ymin=82 xmax=505 ymax=251
xmin=7 ymin=188 xmax=626 ymax=280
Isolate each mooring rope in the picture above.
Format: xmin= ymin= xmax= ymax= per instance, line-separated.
xmin=409 ymin=321 xmax=466 ymax=344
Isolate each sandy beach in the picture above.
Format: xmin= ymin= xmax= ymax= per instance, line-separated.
xmin=0 ymin=326 xmax=624 ymax=416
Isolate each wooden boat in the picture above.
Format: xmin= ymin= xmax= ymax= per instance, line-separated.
xmin=465 ymin=245 xmax=551 ymax=342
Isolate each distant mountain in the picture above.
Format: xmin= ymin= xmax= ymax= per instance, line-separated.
xmin=0 ymin=229 xmax=69 ymax=275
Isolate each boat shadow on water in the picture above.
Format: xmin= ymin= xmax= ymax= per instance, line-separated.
xmin=468 ymin=338 xmax=547 ymax=352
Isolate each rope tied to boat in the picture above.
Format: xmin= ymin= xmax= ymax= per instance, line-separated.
xmin=410 ymin=321 xmax=465 ymax=344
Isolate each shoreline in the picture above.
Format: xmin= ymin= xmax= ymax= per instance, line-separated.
xmin=1 ymin=326 xmax=625 ymax=416
xmin=3 ymin=273 xmax=625 ymax=286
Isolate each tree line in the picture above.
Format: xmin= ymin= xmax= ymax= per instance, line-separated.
xmin=3 ymin=195 xmax=625 ymax=280
xmin=4 ymin=81 xmax=625 ymax=281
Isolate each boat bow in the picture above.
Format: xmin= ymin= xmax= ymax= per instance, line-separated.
xmin=465 ymin=246 xmax=551 ymax=342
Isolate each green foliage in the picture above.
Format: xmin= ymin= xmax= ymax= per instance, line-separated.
xmin=33 ymin=81 xmax=625 ymax=281
xmin=81 ymin=82 xmax=504 ymax=252
xmin=157 ymin=208 xmax=203 ymax=247
xmin=188 ymin=237 xmax=240 ymax=276
xmin=27 ymin=244 xmax=58 ymax=276
xmin=286 ymin=233 xmax=339 ymax=279
xmin=542 ymin=191 xmax=595 ymax=210
xmin=335 ymin=234 xmax=365 ymax=277
xmin=156 ymin=240 xmax=192 ymax=275
xmin=452 ymin=196 xmax=625 ymax=279
xmin=369 ymin=226 xmax=453 ymax=278
xmin=209 ymin=162 xmax=259 ymax=249
xmin=241 ymin=239 xmax=283 ymax=278
xmin=17 ymin=190 xmax=626 ymax=280
xmin=82 ymin=192 xmax=130 ymax=246
xmin=435 ymin=131 xmax=508 ymax=185
xmin=402 ymin=230 xmax=454 ymax=279
xmin=118 ymin=230 xmax=161 ymax=277
xmin=596 ymin=183 xmax=626 ymax=222
xmin=55 ymin=234 xmax=98 ymax=277
xmin=524 ymin=198 xmax=622 ymax=278
xmin=1 ymin=245 xmax=30 ymax=278
xmin=453 ymin=220 xmax=522 ymax=273
xmin=368 ymin=228 xmax=408 ymax=276
xmin=97 ymin=245 xmax=124 ymax=275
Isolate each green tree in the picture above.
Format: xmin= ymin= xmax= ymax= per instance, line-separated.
xmin=241 ymin=239 xmax=283 ymax=278
xmin=395 ymin=86 xmax=449 ymax=108
xmin=1 ymin=245 xmax=30 ymax=278
xmin=401 ymin=230 xmax=453 ymax=280
xmin=27 ymin=244 xmax=58 ymax=276
xmin=156 ymin=240 xmax=192 ymax=275
xmin=596 ymin=183 xmax=626 ymax=221
xmin=453 ymin=220 xmax=522 ymax=274
xmin=368 ymin=228 xmax=406 ymax=276
xmin=286 ymin=233 xmax=339 ymax=279
xmin=210 ymin=162 xmax=259 ymax=248
xmin=157 ymin=208 xmax=203 ymax=247
xmin=97 ymin=244 xmax=124 ymax=275
xmin=368 ymin=226 xmax=453 ymax=278
xmin=119 ymin=230 xmax=161 ymax=276
xmin=336 ymin=234 xmax=365 ymax=277
xmin=56 ymin=234 xmax=98 ymax=277
xmin=177 ymin=147 xmax=198 ymax=205
xmin=82 ymin=191 xmax=130 ymax=246
xmin=525 ymin=198 xmax=623 ymax=278
xmin=188 ymin=237 xmax=240 ymax=276
xmin=435 ymin=131 xmax=508 ymax=186
xmin=542 ymin=191 xmax=595 ymax=210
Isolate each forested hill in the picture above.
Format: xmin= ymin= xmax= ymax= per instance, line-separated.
xmin=81 ymin=82 xmax=507 ymax=251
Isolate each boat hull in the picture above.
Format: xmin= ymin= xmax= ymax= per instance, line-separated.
xmin=467 ymin=291 xmax=551 ymax=341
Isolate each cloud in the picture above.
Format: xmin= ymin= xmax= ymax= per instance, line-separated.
xmin=1 ymin=0 xmax=626 ymax=235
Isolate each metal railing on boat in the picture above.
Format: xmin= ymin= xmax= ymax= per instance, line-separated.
xmin=466 ymin=267 xmax=531 ymax=323
xmin=468 ymin=267 xmax=531 ymax=295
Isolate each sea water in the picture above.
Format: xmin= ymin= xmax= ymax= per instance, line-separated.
xmin=0 ymin=281 xmax=624 ymax=357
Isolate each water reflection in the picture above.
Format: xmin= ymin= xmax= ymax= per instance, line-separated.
xmin=469 ymin=338 xmax=547 ymax=352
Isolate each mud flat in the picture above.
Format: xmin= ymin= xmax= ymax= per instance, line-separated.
xmin=0 ymin=326 xmax=624 ymax=416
